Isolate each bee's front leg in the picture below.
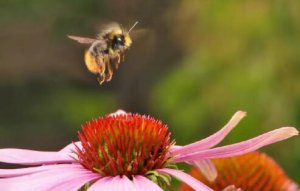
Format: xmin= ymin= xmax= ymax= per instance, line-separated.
xmin=113 ymin=52 xmax=125 ymax=69
xmin=114 ymin=54 xmax=121 ymax=69
xmin=105 ymin=61 xmax=113 ymax=82
xmin=120 ymin=53 xmax=125 ymax=62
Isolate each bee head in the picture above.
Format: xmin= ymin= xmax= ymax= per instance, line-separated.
xmin=106 ymin=22 xmax=137 ymax=50
xmin=110 ymin=32 xmax=132 ymax=50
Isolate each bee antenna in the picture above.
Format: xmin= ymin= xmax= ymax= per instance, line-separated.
xmin=127 ymin=21 xmax=139 ymax=34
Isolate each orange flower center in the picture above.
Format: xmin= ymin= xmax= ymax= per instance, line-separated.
xmin=75 ymin=113 xmax=174 ymax=177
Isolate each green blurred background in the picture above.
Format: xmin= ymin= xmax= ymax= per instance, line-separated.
xmin=0 ymin=0 xmax=299 ymax=185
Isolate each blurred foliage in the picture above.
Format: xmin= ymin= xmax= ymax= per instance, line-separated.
xmin=0 ymin=82 xmax=116 ymax=149
xmin=0 ymin=0 xmax=299 ymax=186
xmin=152 ymin=0 xmax=300 ymax=182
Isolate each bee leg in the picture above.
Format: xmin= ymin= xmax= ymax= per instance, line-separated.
xmin=114 ymin=54 xmax=121 ymax=69
xmin=113 ymin=53 xmax=123 ymax=69
xmin=97 ymin=59 xmax=106 ymax=85
xmin=97 ymin=70 xmax=105 ymax=84
xmin=97 ymin=76 xmax=105 ymax=85
xmin=121 ymin=53 xmax=125 ymax=62
xmin=105 ymin=61 xmax=113 ymax=82
xmin=117 ymin=54 xmax=121 ymax=63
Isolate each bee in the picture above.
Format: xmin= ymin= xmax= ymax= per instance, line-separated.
xmin=68 ymin=21 xmax=138 ymax=84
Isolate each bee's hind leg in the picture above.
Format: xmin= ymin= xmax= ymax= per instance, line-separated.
xmin=97 ymin=74 xmax=106 ymax=84
xmin=97 ymin=61 xmax=106 ymax=85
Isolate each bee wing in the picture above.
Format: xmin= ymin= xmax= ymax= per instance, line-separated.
xmin=97 ymin=22 xmax=122 ymax=37
xmin=128 ymin=28 xmax=148 ymax=39
xmin=68 ymin=35 xmax=97 ymax=44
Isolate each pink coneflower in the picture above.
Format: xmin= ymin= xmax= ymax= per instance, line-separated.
xmin=0 ymin=110 xmax=298 ymax=191
xmin=180 ymin=151 xmax=299 ymax=191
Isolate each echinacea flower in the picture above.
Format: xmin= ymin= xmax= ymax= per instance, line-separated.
xmin=0 ymin=110 xmax=298 ymax=191
xmin=180 ymin=151 xmax=299 ymax=191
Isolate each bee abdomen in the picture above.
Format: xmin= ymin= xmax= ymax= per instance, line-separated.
xmin=84 ymin=50 xmax=101 ymax=74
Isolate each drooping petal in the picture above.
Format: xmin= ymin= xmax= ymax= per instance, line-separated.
xmin=88 ymin=176 xmax=137 ymax=191
xmin=0 ymin=164 xmax=98 ymax=191
xmin=133 ymin=175 xmax=163 ymax=191
xmin=191 ymin=159 xmax=217 ymax=182
xmin=49 ymin=172 xmax=99 ymax=191
xmin=172 ymin=127 xmax=298 ymax=163
xmin=171 ymin=111 xmax=246 ymax=155
xmin=0 ymin=148 xmax=75 ymax=165
xmin=0 ymin=164 xmax=81 ymax=178
xmin=157 ymin=168 xmax=213 ymax=191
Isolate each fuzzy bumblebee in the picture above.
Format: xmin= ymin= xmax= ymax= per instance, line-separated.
xmin=68 ymin=22 xmax=138 ymax=84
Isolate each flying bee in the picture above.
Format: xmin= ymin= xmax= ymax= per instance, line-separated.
xmin=68 ymin=21 xmax=138 ymax=84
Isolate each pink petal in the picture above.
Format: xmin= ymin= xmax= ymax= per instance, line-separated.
xmin=172 ymin=127 xmax=298 ymax=162
xmin=191 ymin=159 xmax=217 ymax=182
xmin=0 ymin=164 xmax=80 ymax=178
xmin=157 ymin=168 xmax=213 ymax=191
xmin=0 ymin=148 xmax=75 ymax=165
xmin=223 ymin=185 xmax=243 ymax=191
xmin=49 ymin=172 xmax=99 ymax=191
xmin=285 ymin=182 xmax=299 ymax=191
xmin=88 ymin=177 xmax=113 ymax=191
xmin=0 ymin=164 xmax=98 ymax=191
xmin=171 ymin=111 xmax=246 ymax=155
xmin=133 ymin=175 xmax=163 ymax=191
xmin=109 ymin=110 xmax=127 ymax=117
xmin=59 ymin=141 xmax=81 ymax=158
xmin=0 ymin=166 xmax=47 ymax=178
xmin=88 ymin=176 xmax=137 ymax=191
